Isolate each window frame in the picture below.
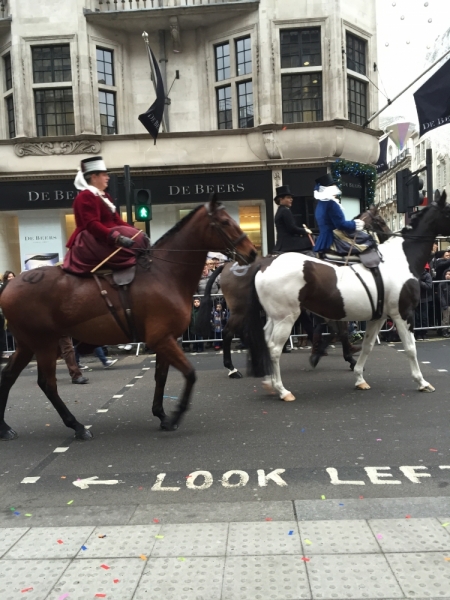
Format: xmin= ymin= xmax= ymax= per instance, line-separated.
xmin=96 ymin=47 xmax=115 ymax=87
xmin=3 ymin=52 xmax=12 ymax=91
xmin=281 ymin=71 xmax=323 ymax=124
xmin=216 ymin=85 xmax=233 ymax=130
xmin=91 ymin=37 xmax=122 ymax=136
xmin=347 ymin=75 xmax=367 ymax=126
xmin=31 ymin=44 xmax=72 ymax=84
xmin=237 ymin=79 xmax=254 ymax=128
xmin=5 ymin=94 xmax=15 ymax=138
xmin=209 ymin=29 xmax=256 ymax=130
xmin=1 ymin=48 xmax=15 ymax=139
xmin=34 ymin=87 xmax=75 ymax=137
xmin=344 ymin=27 xmax=371 ymax=127
xmin=99 ymin=89 xmax=118 ymax=135
xmin=280 ymin=27 xmax=322 ymax=69
xmin=346 ymin=32 xmax=367 ymax=76
xmin=235 ymin=36 xmax=252 ymax=78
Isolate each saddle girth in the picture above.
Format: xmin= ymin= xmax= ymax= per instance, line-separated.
xmin=349 ymin=265 xmax=385 ymax=321
xmin=92 ymin=270 xmax=138 ymax=342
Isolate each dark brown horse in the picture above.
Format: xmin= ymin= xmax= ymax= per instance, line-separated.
xmin=0 ymin=196 xmax=257 ymax=440
xmin=197 ymin=206 xmax=391 ymax=378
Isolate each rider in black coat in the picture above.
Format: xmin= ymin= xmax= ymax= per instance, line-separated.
xmin=272 ymin=185 xmax=313 ymax=253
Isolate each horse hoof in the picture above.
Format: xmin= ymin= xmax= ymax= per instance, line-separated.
xmin=355 ymin=382 xmax=371 ymax=390
xmin=160 ymin=419 xmax=178 ymax=431
xmin=419 ymin=384 xmax=435 ymax=393
xmin=309 ymin=355 xmax=320 ymax=368
xmin=0 ymin=428 xmax=18 ymax=441
xmin=75 ymin=428 xmax=93 ymax=441
xmin=281 ymin=392 xmax=296 ymax=402
xmin=228 ymin=370 xmax=243 ymax=379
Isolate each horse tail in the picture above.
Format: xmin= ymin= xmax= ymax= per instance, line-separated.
xmin=245 ymin=267 xmax=272 ymax=378
xmin=195 ymin=264 xmax=225 ymax=336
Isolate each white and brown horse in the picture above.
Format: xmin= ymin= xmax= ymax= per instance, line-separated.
xmin=246 ymin=192 xmax=449 ymax=400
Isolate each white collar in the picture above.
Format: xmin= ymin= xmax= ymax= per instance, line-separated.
xmin=74 ymin=170 xmax=116 ymax=213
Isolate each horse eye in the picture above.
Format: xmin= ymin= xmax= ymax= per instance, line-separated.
xmin=223 ymin=219 xmax=230 ymax=226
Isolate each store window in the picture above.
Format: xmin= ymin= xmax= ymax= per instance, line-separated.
xmin=280 ymin=28 xmax=322 ymax=123
xmin=96 ymin=47 xmax=117 ymax=134
xmin=213 ymin=36 xmax=253 ymax=129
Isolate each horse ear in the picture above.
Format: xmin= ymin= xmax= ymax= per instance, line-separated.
xmin=439 ymin=190 xmax=447 ymax=207
xmin=207 ymin=192 xmax=219 ymax=213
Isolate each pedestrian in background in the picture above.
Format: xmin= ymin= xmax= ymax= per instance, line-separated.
xmin=439 ymin=268 xmax=450 ymax=338
xmin=415 ymin=264 xmax=433 ymax=341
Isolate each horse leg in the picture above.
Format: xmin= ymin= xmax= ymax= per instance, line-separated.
xmin=152 ymin=355 xmax=169 ymax=424
xmin=155 ymin=337 xmax=196 ymax=431
xmin=0 ymin=343 xmax=34 ymax=440
xmin=222 ymin=324 xmax=242 ymax=378
xmin=393 ymin=317 xmax=435 ymax=392
xmin=35 ymin=349 xmax=93 ymax=440
xmin=354 ymin=318 xmax=385 ymax=390
xmin=268 ymin=314 xmax=298 ymax=401
xmin=309 ymin=319 xmax=329 ymax=368
xmin=336 ymin=321 xmax=359 ymax=371
xmin=262 ymin=318 xmax=275 ymax=393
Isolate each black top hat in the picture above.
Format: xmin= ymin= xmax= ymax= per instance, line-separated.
xmin=315 ymin=173 xmax=339 ymax=188
xmin=274 ymin=184 xmax=294 ymax=205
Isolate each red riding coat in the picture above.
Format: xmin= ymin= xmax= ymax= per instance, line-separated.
xmin=66 ymin=189 xmax=128 ymax=248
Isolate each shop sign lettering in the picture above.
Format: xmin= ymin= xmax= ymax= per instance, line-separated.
xmin=28 ymin=190 xmax=75 ymax=202
xmin=24 ymin=235 xmax=57 ymax=242
xmin=169 ymin=183 xmax=245 ymax=196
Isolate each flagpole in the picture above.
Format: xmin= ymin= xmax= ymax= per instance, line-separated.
xmin=142 ymin=31 xmax=168 ymax=134
xmin=364 ymin=48 xmax=450 ymax=127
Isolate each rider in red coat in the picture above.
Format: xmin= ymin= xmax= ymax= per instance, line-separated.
xmin=64 ymin=156 xmax=146 ymax=273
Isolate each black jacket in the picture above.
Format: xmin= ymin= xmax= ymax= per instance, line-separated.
xmin=273 ymin=205 xmax=313 ymax=253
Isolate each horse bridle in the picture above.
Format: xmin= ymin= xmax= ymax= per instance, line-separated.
xmin=206 ymin=204 xmax=250 ymax=264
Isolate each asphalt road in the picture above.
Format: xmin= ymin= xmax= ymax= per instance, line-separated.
xmin=1 ymin=339 xmax=449 ymax=512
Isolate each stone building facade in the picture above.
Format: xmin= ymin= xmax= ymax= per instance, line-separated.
xmin=0 ymin=0 xmax=381 ymax=273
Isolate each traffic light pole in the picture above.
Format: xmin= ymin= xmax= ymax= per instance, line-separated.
xmin=426 ymin=148 xmax=433 ymax=203
xmin=145 ymin=221 xmax=151 ymax=238
xmin=124 ymin=165 xmax=133 ymax=225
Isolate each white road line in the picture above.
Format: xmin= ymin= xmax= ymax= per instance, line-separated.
xmin=397 ymin=350 xmax=405 ymax=352
xmin=422 ymin=361 xmax=430 ymax=364
xmin=21 ymin=477 xmax=40 ymax=484
xmin=142 ymin=368 xmax=150 ymax=370
xmin=135 ymin=376 xmax=143 ymax=379
xmin=438 ymin=369 xmax=448 ymax=372
xmin=53 ymin=447 xmax=69 ymax=453
xmin=97 ymin=409 xmax=108 ymax=413
xmin=126 ymin=384 xmax=134 ymax=387
xmin=112 ymin=395 xmax=123 ymax=398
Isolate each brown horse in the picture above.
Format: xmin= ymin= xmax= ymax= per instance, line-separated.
xmin=0 ymin=196 xmax=257 ymax=440
xmin=197 ymin=206 xmax=391 ymax=377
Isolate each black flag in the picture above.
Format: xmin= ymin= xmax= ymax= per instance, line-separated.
xmin=138 ymin=46 xmax=166 ymax=144
xmin=376 ymin=136 xmax=389 ymax=175
xmin=414 ymin=58 xmax=450 ymax=137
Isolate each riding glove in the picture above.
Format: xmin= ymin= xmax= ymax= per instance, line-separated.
xmin=353 ymin=219 xmax=365 ymax=231
xmin=115 ymin=235 xmax=135 ymax=248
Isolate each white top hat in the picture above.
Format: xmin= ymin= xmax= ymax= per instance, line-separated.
xmin=81 ymin=156 xmax=107 ymax=175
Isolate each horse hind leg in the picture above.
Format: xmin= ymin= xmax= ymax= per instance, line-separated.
xmin=35 ymin=348 xmax=93 ymax=440
xmin=152 ymin=355 xmax=170 ymax=425
xmin=0 ymin=342 xmax=34 ymax=440
xmin=222 ymin=324 xmax=242 ymax=379
xmin=268 ymin=315 xmax=298 ymax=401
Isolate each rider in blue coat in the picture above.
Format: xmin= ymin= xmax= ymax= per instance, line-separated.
xmin=313 ymin=174 xmax=364 ymax=254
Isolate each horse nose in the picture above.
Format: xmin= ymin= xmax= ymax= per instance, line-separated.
xmin=249 ymin=249 xmax=257 ymax=261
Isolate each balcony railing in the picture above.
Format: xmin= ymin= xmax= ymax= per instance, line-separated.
xmin=93 ymin=0 xmax=244 ymax=9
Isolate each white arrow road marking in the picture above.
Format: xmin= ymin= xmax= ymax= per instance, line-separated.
xmin=72 ymin=476 xmax=120 ymax=490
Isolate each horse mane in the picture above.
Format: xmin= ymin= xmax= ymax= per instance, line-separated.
xmin=401 ymin=204 xmax=429 ymax=234
xmin=153 ymin=204 xmax=204 ymax=247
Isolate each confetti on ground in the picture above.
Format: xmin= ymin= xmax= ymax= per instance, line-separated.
xmin=282 ymin=126 xmax=287 ymax=130
xmin=10 ymin=507 xmax=15 ymax=511
xmin=359 ymin=496 xmax=364 ymax=500
xmin=67 ymin=500 xmax=74 ymax=505
xmin=304 ymin=539 xmax=312 ymax=545
xmin=21 ymin=588 xmax=33 ymax=593
xmin=177 ymin=557 xmax=185 ymax=561
xmin=98 ymin=534 xmax=106 ymax=538
xmin=339 ymin=503 xmax=344 ymax=506
xmin=301 ymin=428 xmax=305 ymax=432
xmin=81 ymin=545 xmax=87 ymax=551
xmin=265 ymin=518 xmax=272 ymax=521
xmin=376 ymin=439 xmax=382 ymax=441
xmin=95 ymin=595 xmax=106 ymax=598
xmin=377 ymin=534 xmax=383 ymax=539
xmin=25 ymin=514 xmax=32 ymax=517
xmin=262 ymin=411 xmax=268 ymax=414
xmin=153 ymin=519 xmax=159 ymax=523
xmin=405 ymin=515 xmax=411 ymax=519
xmin=321 ymin=495 xmax=326 ymax=500
xmin=140 ymin=554 xmax=147 ymax=561
xmin=14 ymin=511 xmax=20 ymax=516
xmin=155 ymin=535 xmax=164 ymax=539
xmin=57 ymin=540 xmax=64 ymax=545
xmin=445 ymin=558 xmax=450 ymax=561
xmin=58 ymin=594 xmax=69 ymax=600
xmin=61 ymin=476 xmax=66 ymax=479
xmin=288 ymin=530 xmax=294 ymax=535
xmin=100 ymin=564 xmax=110 ymax=570
xmin=430 ymin=448 xmax=438 ymax=452
xmin=113 ymin=579 xmax=120 ymax=584
xmin=301 ymin=557 xmax=310 ymax=562
xmin=442 ymin=523 xmax=450 ymax=527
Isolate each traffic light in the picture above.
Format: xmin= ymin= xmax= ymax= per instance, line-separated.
xmin=133 ymin=189 xmax=152 ymax=222
xmin=396 ymin=169 xmax=425 ymax=213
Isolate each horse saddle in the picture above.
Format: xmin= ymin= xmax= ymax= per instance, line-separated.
xmin=322 ymin=248 xmax=381 ymax=268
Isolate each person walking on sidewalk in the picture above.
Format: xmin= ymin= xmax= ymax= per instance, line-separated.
xmin=58 ymin=337 xmax=89 ymax=385
xmin=75 ymin=344 xmax=117 ymax=369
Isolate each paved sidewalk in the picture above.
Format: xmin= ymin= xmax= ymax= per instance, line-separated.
xmin=2 ymin=499 xmax=450 ymax=599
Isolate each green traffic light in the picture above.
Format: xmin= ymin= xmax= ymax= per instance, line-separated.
xmin=135 ymin=204 xmax=152 ymax=221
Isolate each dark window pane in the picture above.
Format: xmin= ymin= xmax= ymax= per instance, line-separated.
xmin=346 ymin=33 xmax=366 ymax=75
xmin=99 ymin=90 xmax=117 ymax=134
xmin=282 ymin=73 xmax=322 ymax=123
xmin=280 ymin=28 xmax=321 ymax=68
xmin=236 ymin=36 xmax=252 ymax=76
xmin=6 ymin=95 xmax=15 ymax=138
xmin=96 ymin=47 xmax=115 ymax=87
xmin=34 ymin=88 xmax=75 ymax=136
xmin=348 ymin=76 xmax=367 ymax=125
xmin=215 ymin=42 xmax=230 ymax=82
xmin=216 ymin=85 xmax=232 ymax=129
xmin=32 ymin=45 xmax=71 ymax=83
xmin=4 ymin=53 xmax=12 ymax=91
xmin=237 ymin=80 xmax=254 ymax=128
